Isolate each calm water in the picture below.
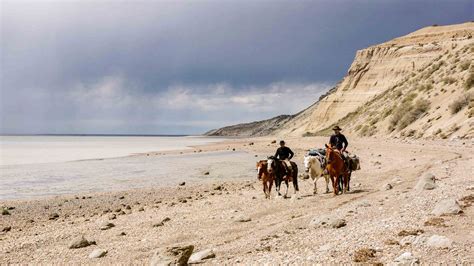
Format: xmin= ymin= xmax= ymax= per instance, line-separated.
xmin=0 ymin=135 xmax=258 ymax=200
xmin=0 ymin=135 xmax=226 ymax=166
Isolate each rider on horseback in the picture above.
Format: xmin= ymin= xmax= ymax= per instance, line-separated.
xmin=329 ymin=126 xmax=349 ymax=168
xmin=274 ymin=140 xmax=294 ymax=176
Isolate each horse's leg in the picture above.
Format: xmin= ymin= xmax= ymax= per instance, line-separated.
xmin=275 ymin=176 xmax=282 ymax=196
xmin=334 ymin=175 xmax=340 ymax=195
xmin=268 ymin=179 xmax=273 ymax=198
xmin=313 ymin=176 xmax=318 ymax=195
xmin=293 ymin=168 xmax=299 ymax=194
xmin=347 ymin=172 xmax=351 ymax=191
xmin=325 ymin=175 xmax=330 ymax=193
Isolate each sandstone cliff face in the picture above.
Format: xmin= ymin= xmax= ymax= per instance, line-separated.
xmin=207 ymin=22 xmax=474 ymax=139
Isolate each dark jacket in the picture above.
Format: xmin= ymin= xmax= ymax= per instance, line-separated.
xmin=274 ymin=146 xmax=294 ymax=160
xmin=329 ymin=133 xmax=348 ymax=150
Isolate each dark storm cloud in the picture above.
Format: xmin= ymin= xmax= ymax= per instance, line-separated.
xmin=1 ymin=0 xmax=472 ymax=134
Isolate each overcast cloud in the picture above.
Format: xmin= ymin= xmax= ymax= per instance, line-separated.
xmin=1 ymin=0 xmax=472 ymax=134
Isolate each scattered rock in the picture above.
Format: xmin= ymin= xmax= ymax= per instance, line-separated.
xmin=107 ymin=213 xmax=117 ymax=220
xmin=393 ymin=252 xmax=419 ymax=265
xmin=118 ymin=196 xmax=125 ymax=199
xmin=431 ymin=198 xmax=462 ymax=216
xmin=150 ymin=245 xmax=194 ymax=266
xmin=68 ymin=235 xmax=95 ymax=249
xmin=382 ymin=183 xmax=393 ymax=190
xmin=125 ymin=205 xmax=131 ymax=210
xmin=213 ymin=185 xmax=224 ymax=191
xmin=248 ymin=142 xmax=254 ymax=145
xmin=203 ymin=171 xmax=210 ymax=175
xmin=400 ymin=235 xmax=427 ymax=246
xmin=153 ymin=217 xmax=171 ymax=227
xmin=179 ymin=182 xmax=186 ymax=186
xmin=48 ymin=213 xmax=59 ymax=220
xmin=1 ymin=209 xmax=10 ymax=215
xmin=188 ymin=248 xmax=216 ymax=264
xmin=426 ymin=235 xmax=452 ymax=249
xmin=138 ymin=207 xmax=145 ymax=212
xmin=271 ymin=140 xmax=276 ymax=144
xmin=100 ymin=221 xmax=115 ymax=230
xmin=310 ymin=216 xmax=346 ymax=229
xmin=353 ymin=248 xmax=376 ymax=262
xmin=2 ymin=226 xmax=12 ymax=232
xmin=89 ymin=249 xmax=108 ymax=258
xmin=329 ymin=218 xmax=346 ymax=228
xmin=235 ymin=216 xmax=252 ymax=223
xmin=415 ymin=173 xmax=438 ymax=191
xmin=118 ymin=232 xmax=126 ymax=236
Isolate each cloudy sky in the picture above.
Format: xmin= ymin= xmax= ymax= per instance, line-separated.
xmin=1 ymin=0 xmax=472 ymax=135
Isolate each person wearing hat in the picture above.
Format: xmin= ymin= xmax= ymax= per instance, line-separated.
xmin=274 ymin=140 xmax=294 ymax=175
xmin=329 ymin=126 xmax=349 ymax=166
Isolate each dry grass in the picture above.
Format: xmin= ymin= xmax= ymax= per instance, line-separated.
xmin=398 ymin=229 xmax=424 ymax=236
xmin=465 ymin=71 xmax=474 ymax=90
xmin=449 ymin=94 xmax=470 ymax=114
xmin=424 ymin=217 xmax=447 ymax=227
xmin=353 ymin=248 xmax=376 ymax=263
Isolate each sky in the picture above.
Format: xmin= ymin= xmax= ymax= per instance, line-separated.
xmin=1 ymin=0 xmax=472 ymax=135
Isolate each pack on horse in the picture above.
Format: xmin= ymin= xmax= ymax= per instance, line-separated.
xmin=256 ymin=160 xmax=274 ymax=199
xmin=267 ymin=156 xmax=299 ymax=198
xmin=325 ymin=144 xmax=351 ymax=195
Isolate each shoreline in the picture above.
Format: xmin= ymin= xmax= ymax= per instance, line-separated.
xmin=1 ymin=136 xmax=473 ymax=264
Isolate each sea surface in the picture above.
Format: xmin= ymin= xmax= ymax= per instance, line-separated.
xmin=0 ymin=135 xmax=256 ymax=200
xmin=0 ymin=135 xmax=226 ymax=166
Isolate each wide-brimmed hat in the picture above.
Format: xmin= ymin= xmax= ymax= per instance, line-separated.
xmin=332 ymin=126 xmax=342 ymax=131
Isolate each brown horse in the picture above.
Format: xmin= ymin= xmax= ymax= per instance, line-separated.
xmin=325 ymin=144 xmax=350 ymax=195
xmin=256 ymin=160 xmax=274 ymax=199
xmin=267 ymin=156 xmax=299 ymax=198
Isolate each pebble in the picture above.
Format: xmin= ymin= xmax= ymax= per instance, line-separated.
xmin=189 ymin=248 xmax=216 ymax=263
xmin=431 ymin=198 xmax=462 ymax=216
xmin=415 ymin=173 xmax=437 ymax=191
xmin=1 ymin=209 xmax=10 ymax=215
xmin=48 ymin=213 xmax=59 ymax=220
xmin=89 ymin=249 xmax=108 ymax=258
xmin=150 ymin=245 xmax=194 ymax=266
xmin=393 ymin=252 xmax=419 ymax=265
xmin=426 ymin=235 xmax=453 ymax=249
xmin=68 ymin=235 xmax=95 ymax=249
xmin=235 ymin=216 xmax=252 ymax=222
xmin=100 ymin=222 xmax=115 ymax=230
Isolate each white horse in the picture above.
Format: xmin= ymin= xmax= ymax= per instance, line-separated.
xmin=304 ymin=155 xmax=330 ymax=194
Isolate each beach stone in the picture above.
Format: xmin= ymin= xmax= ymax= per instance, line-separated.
xmin=431 ymin=198 xmax=462 ymax=216
xmin=179 ymin=182 xmax=186 ymax=186
xmin=138 ymin=207 xmax=145 ymax=212
xmin=235 ymin=216 xmax=252 ymax=222
xmin=2 ymin=226 xmax=11 ymax=232
xmin=329 ymin=218 xmax=346 ymax=228
xmin=426 ymin=235 xmax=452 ymax=249
xmin=382 ymin=183 xmax=393 ymax=190
xmin=100 ymin=222 xmax=115 ymax=230
xmin=188 ymin=248 xmax=216 ymax=263
xmin=1 ymin=209 xmax=10 ymax=215
xmin=107 ymin=213 xmax=116 ymax=220
xmin=89 ymin=249 xmax=108 ymax=258
xmin=150 ymin=245 xmax=194 ymax=266
xmin=393 ymin=252 xmax=419 ymax=265
xmin=48 ymin=213 xmax=59 ymax=220
xmin=400 ymin=235 xmax=426 ymax=246
xmin=203 ymin=171 xmax=210 ymax=175
xmin=153 ymin=217 xmax=171 ymax=227
xmin=68 ymin=235 xmax=95 ymax=249
xmin=415 ymin=173 xmax=437 ymax=191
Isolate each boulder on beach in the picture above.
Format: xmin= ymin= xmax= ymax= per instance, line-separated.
xmin=431 ymin=198 xmax=462 ymax=216
xmin=150 ymin=245 xmax=194 ymax=266
xmin=426 ymin=235 xmax=452 ymax=249
xmin=309 ymin=216 xmax=346 ymax=229
xmin=89 ymin=249 xmax=108 ymax=258
xmin=188 ymin=248 xmax=216 ymax=264
xmin=415 ymin=173 xmax=437 ymax=191
xmin=99 ymin=221 xmax=115 ymax=230
xmin=393 ymin=252 xmax=419 ymax=265
xmin=68 ymin=235 xmax=95 ymax=249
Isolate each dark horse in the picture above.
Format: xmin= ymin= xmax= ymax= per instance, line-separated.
xmin=267 ymin=156 xmax=299 ymax=198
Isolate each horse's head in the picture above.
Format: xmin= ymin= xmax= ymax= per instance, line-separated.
xmin=325 ymin=144 xmax=334 ymax=164
xmin=256 ymin=160 xmax=267 ymax=179
xmin=267 ymin=156 xmax=276 ymax=174
xmin=303 ymin=155 xmax=313 ymax=172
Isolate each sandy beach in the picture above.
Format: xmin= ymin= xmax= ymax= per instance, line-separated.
xmin=1 ymin=136 xmax=473 ymax=264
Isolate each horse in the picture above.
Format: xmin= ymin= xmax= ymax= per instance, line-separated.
xmin=325 ymin=144 xmax=350 ymax=195
xmin=267 ymin=156 xmax=299 ymax=198
xmin=256 ymin=160 xmax=274 ymax=199
xmin=304 ymin=155 xmax=330 ymax=194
